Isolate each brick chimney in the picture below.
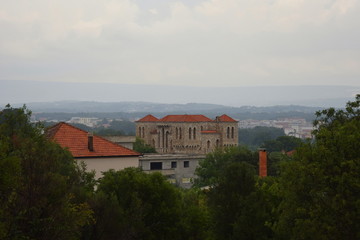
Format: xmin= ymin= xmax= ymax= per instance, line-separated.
xmin=88 ymin=133 xmax=94 ymax=152
xmin=258 ymin=148 xmax=267 ymax=177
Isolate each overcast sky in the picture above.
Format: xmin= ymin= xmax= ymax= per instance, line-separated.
xmin=1 ymin=0 xmax=359 ymax=88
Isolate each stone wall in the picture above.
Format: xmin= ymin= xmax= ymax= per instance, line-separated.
xmin=136 ymin=120 xmax=238 ymax=154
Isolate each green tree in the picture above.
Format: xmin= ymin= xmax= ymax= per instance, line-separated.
xmin=109 ymin=120 xmax=135 ymax=135
xmin=0 ymin=105 xmax=93 ymax=239
xmin=261 ymin=136 xmax=303 ymax=153
xmin=90 ymin=168 xmax=182 ymax=240
xmin=133 ymin=137 xmax=156 ymax=153
xmin=274 ymin=95 xmax=360 ymax=239
xmin=239 ymin=127 xmax=285 ymax=148
xmin=194 ymin=146 xmax=257 ymax=188
xmin=207 ymin=162 xmax=274 ymax=240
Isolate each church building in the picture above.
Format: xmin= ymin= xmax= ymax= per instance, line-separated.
xmin=136 ymin=114 xmax=238 ymax=154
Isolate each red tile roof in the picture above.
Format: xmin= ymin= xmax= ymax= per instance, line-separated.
xmin=217 ymin=114 xmax=237 ymax=122
xmin=136 ymin=114 xmax=159 ymax=122
xmin=159 ymin=115 xmax=213 ymax=122
xmin=46 ymin=122 xmax=140 ymax=158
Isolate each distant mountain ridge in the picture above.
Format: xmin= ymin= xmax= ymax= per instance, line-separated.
xmin=11 ymin=100 xmax=321 ymax=114
xmin=1 ymin=80 xmax=358 ymax=108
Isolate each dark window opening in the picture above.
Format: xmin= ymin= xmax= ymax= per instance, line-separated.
xmin=171 ymin=161 xmax=177 ymax=168
xmin=184 ymin=161 xmax=189 ymax=168
xmin=150 ymin=162 xmax=163 ymax=170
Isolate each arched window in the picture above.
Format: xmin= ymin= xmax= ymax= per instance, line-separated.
xmin=227 ymin=127 xmax=230 ymax=138
xmin=231 ymin=127 xmax=234 ymax=139
xmin=216 ymin=139 xmax=220 ymax=147
xmin=189 ymin=128 xmax=192 ymax=140
xmin=142 ymin=127 xmax=145 ymax=138
xmin=207 ymin=140 xmax=210 ymax=149
xmin=193 ymin=127 xmax=196 ymax=139
xmin=138 ymin=127 xmax=141 ymax=137
xmin=179 ymin=128 xmax=182 ymax=139
xmin=176 ymin=127 xmax=178 ymax=139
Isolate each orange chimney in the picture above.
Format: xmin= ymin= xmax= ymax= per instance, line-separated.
xmin=88 ymin=133 xmax=94 ymax=152
xmin=259 ymin=148 xmax=267 ymax=177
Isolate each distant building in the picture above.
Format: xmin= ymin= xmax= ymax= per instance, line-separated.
xmin=136 ymin=114 xmax=239 ymax=154
xmin=46 ymin=122 xmax=141 ymax=179
xmin=68 ymin=117 xmax=100 ymax=127
xmin=140 ymin=154 xmax=205 ymax=189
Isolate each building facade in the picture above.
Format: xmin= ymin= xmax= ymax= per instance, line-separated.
xmin=140 ymin=154 xmax=205 ymax=188
xmin=46 ymin=122 xmax=141 ymax=179
xmin=136 ymin=114 xmax=238 ymax=154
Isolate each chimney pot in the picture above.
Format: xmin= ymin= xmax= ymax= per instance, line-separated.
xmin=88 ymin=133 xmax=94 ymax=152
xmin=258 ymin=148 xmax=267 ymax=177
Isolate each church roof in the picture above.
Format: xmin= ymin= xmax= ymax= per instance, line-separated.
xmin=217 ymin=114 xmax=237 ymax=122
xmin=159 ymin=115 xmax=213 ymax=122
xmin=136 ymin=114 xmax=159 ymax=122
xmin=46 ymin=122 xmax=140 ymax=158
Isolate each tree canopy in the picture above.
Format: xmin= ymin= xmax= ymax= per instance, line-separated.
xmin=0 ymin=105 xmax=93 ymax=239
xmin=274 ymin=95 xmax=360 ymax=239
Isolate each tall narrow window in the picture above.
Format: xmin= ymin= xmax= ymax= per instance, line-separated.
xmin=189 ymin=128 xmax=192 ymax=140
xmin=193 ymin=127 xmax=196 ymax=139
xmin=176 ymin=127 xmax=178 ymax=139
xmin=166 ymin=131 xmax=169 ymax=148
xmin=157 ymin=133 xmax=160 ymax=148
xmin=231 ymin=127 xmax=234 ymax=139
xmin=207 ymin=140 xmax=210 ymax=148
xmin=179 ymin=128 xmax=182 ymax=139
xmin=142 ymin=127 xmax=145 ymax=138
xmin=138 ymin=127 xmax=141 ymax=137
xmin=227 ymin=127 xmax=230 ymax=138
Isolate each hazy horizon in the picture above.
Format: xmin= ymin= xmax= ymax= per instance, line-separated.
xmin=1 ymin=80 xmax=358 ymax=108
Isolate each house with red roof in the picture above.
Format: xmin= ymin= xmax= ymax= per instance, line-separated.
xmin=136 ymin=114 xmax=238 ymax=154
xmin=46 ymin=122 xmax=141 ymax=179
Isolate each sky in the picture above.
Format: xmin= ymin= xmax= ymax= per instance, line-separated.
xmin=1 ymin=0 xmax=360 ymax=89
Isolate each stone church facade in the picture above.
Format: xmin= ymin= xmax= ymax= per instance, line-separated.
xmin=136 ymin=114 xmax=238 ymax=154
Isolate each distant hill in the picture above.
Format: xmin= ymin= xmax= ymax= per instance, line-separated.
xmin=11 ymin=101 xmax=322 ymax=122
xmin=1 ymin=80 xmax=358 ymax=108
xmin=11 ymin=100 xmax=320 ymax=114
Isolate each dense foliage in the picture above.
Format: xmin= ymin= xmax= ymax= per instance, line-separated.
xmin=261 ymin=136 xmax=303 ymax=153
xmin=0 ymin=105 xmax=93 ymax=239
xmin=1 ymin=95 xmax=359 ymax=240
xmin=238 ymin=126 xmax=285 ymax=149
xmin=274 ymin=95 xmax=360 ymax=239
xmin=133 ymin=137 xmax=157 ymax=153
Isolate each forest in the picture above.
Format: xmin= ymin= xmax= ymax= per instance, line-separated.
xmin=0 ymin=95 xmax=359 ymax=240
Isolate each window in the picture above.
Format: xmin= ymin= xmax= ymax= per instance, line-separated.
xmin=193 ymin=127 xmax=196 ymax=139
xmin=150 ymin=162 xmax=162 ymax=170
xmin=231 ymin=127 xmax=234 ymax=139
xmin=184 ymin=161 xmax=189 ymax=168
xmin=171 ymin=161 xmax=177 ymax=169
xmin=189 ymin=128 xmax=192 ymax=139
